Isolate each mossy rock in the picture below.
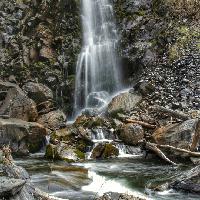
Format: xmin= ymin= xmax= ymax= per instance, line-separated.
xmin=45 ymin=144 xmax=61 ymax=160
xmin=75 ymin=149 xmax=85 ymax=159
xmin=102 ymin=144 xmax=119 ymax=159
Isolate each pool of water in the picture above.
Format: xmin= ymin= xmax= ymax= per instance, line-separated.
xmin=15 ymin=155 xmax=199 ymax=200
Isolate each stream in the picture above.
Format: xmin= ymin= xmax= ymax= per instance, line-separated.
xmin=15 ymin=154 xmax=200 ymax=200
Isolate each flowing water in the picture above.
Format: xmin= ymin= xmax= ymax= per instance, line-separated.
xmin=74 ymin=0 xmax=121 ymax=114
xmin=15 ymin=156 xmax=200 ymax=200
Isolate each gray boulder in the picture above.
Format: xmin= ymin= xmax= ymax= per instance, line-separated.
xmin=118 ymin=123 xmax=144 ymax=145
xmin=0 ymin=81 xmax=38 ymax=121
xmin=107 ymin=91 xmax=142 ymax=116
xmin=0 ymin=118 xmax=47 ymax=155
xmin=153 ymin=119 xmax=200 ymax=151
xmin=37 ymin=110 xmax=66 ymax=131
xmin=22 ymin=82 xmax=53 ymax=104
xmin=0 ymin=177 xmax=26 ymax=198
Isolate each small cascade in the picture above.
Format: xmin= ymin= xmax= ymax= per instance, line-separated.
xmin=87 ymin=128 xmax=137 ymax=159
xmin=45 ymin=135 xmax=51 ymax=145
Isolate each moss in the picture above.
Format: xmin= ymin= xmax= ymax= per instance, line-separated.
xmin=102 ymin=144 xmax=119 ymax=159
xmin=75 ymin=149 xmax=85 ymax=159
xmin=45 ymin=144 xmax=60 ymax=160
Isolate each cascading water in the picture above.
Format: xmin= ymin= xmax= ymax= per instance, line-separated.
xmin=74 ymin=0 xmax=121 ymax=115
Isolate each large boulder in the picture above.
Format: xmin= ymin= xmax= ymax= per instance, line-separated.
xmin=118 ymin=123 xmax=144 ymax=145
xmin=0 ymin=81 xmax=38 ymax=121
xmin=91 ymin=143 xmax=119 ymax=159
xmin=0 ymin=177 xmax=26 ymax=198
xmin=153 ymin=119 xmax=200 ymax=151
xmin=0 ymin=118 xmax=47 ymax=155
xmin=37 ymin=110 xmax=66 ymax=131
xmin=22 ymin=82 xmax=53 ymax=104
xmin=107 ymin=91 xmax=142 ymax=116
xmin=22 ymin=82 xmax=54 ymax=114
xmin=170 ymin=165 xmax=200 ymax=194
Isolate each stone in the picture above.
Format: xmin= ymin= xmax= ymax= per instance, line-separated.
xmin=0 ymin=177 xmax=25 ymax=198
xmin=22 ymin=82 xmax=53 ymax=104
xmin=134 ymin=80 xmax=155 ymax=96
xmin=0 ymin=118 xmax=47 ymax=155
xmin=45 ymin=143 xmax=85 ymax=162
xmin=152 ymin=119 xmax=200 ymax=151
xmin=0 ymin=81 xmax=38 ymax=121
xmin=37 ymin=110 xmax=66 ymax=131
xmin=91 ymin=143 xmax=119 ymax=159
xmin=170 ymin=165 xmax=200 ymax=194
xmin=118 ymin=123 xmax=144 ymax=145
xmin=107 ymin=91 xmax=142 ymax=116
xmin=96 ymin=192 xmax=145 ymax=200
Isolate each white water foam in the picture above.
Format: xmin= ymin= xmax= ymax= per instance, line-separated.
xmin=82 ymin=170 xmax=150 ymax=199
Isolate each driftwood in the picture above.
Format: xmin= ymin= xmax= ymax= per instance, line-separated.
xmin=157 ymin=144 xmax=200 ymax=157
xmin=143 ymin=141 xmax=200 ymax=165
xmin=144 ymin=142 xmax=177 ymax=165
xmin=150 ymin=105 xmax=190 ymax=120
xmin=126 ymin=119 xmax=156 ymax=129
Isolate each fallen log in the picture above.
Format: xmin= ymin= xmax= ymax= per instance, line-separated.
xmin=144 ymin=142 xmax=177 ymax=165
xmin=150 ymin=105 xmax=189 ymax=120
xmin=156 ymin=144 xmax=200 ymax=157
xmin=126 ymin=119 xmax=156 ymax=129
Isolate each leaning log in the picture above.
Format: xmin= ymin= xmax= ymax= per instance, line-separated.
xmin=144 ymin=142 xmax=177 ymax=165
xmin=150 ymin=105 xmax=190 ymax=120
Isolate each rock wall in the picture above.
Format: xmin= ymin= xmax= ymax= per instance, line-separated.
xmin=113 ymin=0 xmax=200 ymax=111
xmin=0 ymin=0 xmax=81 ymax=114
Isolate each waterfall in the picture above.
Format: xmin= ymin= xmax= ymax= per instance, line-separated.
xmin=74 ymin=0 xmax=121 ymax=115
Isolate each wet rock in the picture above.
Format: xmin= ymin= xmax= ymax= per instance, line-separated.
xmin=153 ymin=119 xmax=200 ymax=151
xmin=0 ymin=177 xmax=25 ymax=198
xmin=45 ymin=142 xmax=85 ymax=162
xmin=0 ymin=81 xmax=38 ymax=121
xmin=118 ymin=123 xmax=144 ymax=145
xmin=0 ymin=118 xmax=47 ymax=155
xmin=170 ymin=165 xmax=200 ymax=194
xmin=107 ymin=91 xmax=142 ymax=116
xmin=1 ymin=147 xmax=57 ymax=200
xmin=87 ymin=91 xmax=110 ymax=108
xmin=37 ymin=110 xmax=66 ymax=131
xmin=91 ymin=143 xmax=119 ymax=159
xmin=96 ymin=192 xmax=145 ymax=200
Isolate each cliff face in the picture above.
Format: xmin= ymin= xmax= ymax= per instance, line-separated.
xmin=0 ymin=0 xmax=81 ymax=114
xmin=0 ymin=0 xmax=200 ymax=115
xmin=113 ymin=0 xmax=200 ymax=111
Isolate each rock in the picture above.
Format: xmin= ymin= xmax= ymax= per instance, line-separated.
xmin=22 ymin=82 xmax=53 ymax=104
xmin=91 ymin=143 xmax=119 ymax=159
xmin=0 ymin=118 xmax=47 ymax=155
xmin=87 ymin=91 xmax=110 ymax=108
xmin=152 ymin=119 xmax=200 ymax=151
xmin=0 ymin=81 xmax=38 ymax=121
xmin=118 ymin=123 xmax=144 ymax=145
xmin=0 ymin=177 xmax=25 ymax=198
xmin=96 ymin=192 xmax=145 ymax=200
xmin=37 ymin=110 xmax=66 ymax=131
xmin=170 ymin=165 xmax=200 ymax=194
xmin=45 ymin=143 xmax=85 ymax=162
xmin=1 ymin=147 xmax=58 ymax=200
xmin=134 ymin=80 xmax=155 ymax=96
xmin=107 ymin=91 xmax=142 ymax=116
